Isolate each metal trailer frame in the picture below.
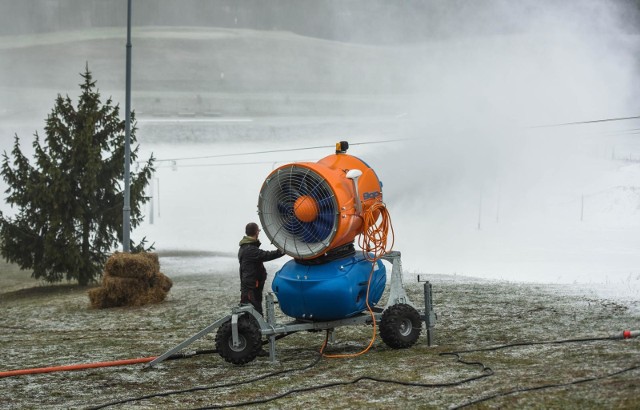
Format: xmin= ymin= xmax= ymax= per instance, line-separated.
xmin=146 ymin=251 xmax=436 ymax=368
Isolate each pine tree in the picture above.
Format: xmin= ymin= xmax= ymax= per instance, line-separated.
xmin=0 ymin=66 xmax=154 ymax=285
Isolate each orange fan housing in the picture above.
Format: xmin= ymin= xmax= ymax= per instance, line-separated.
xmin=258 ymin=151 xmax=383 ymax=260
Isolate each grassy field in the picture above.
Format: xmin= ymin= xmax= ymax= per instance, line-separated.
xmin=1 ymin=255 xmax=638 ymax=409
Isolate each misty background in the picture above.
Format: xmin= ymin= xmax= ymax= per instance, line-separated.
xmin=1 ymin=1 xmax=639 ymax=298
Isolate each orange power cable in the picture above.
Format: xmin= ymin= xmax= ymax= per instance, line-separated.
xmin=321 ymin=202 xmax=394 ymax=359
xmin=0 ymin=357 xmax=156 ymax=378
xmin=321 ymin=263 xmax=378 ymax=358
xmin=359 ymin=202 xmax=395 ymax=261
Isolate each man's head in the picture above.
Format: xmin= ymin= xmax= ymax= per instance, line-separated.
xmin=245 ymin=222 xmax=260 ymax=238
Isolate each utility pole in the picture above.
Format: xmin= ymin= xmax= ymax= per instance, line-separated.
xmin=149 ymin=178 xmax=154 ymax=225
xmin=122 ymin=0 xmax=132 ymax=252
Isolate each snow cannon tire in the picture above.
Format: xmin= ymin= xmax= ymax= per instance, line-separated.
xmin=215 ymin=314 xmax=262 ymax=365
xmin=379 ymin=304 xmax=422 ymax=349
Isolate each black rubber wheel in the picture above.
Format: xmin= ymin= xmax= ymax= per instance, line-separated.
xmin=215 ymin=314 xmax=262 ymax=365
xmin=379 ymin=303 xmax=422 ymax=349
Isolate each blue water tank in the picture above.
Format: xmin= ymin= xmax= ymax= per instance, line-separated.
xmin=271 ymin=254 xmax=387 ymax=321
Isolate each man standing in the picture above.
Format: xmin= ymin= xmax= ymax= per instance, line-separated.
xmin=238 ymin=222 xmax=284 ymax=316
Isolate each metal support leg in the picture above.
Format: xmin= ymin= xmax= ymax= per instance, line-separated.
xmin=266 ymin=293 xmax=278 ymax=363
xmin=231 ymin=313 xmax=240 ymax=348
xmin=423 ymin=281 xmax=436 ymax=346
xmin=145 ymin=314 xmax=231 ymax=368
xmin=383 ymin=251 xmax=414 ymax=308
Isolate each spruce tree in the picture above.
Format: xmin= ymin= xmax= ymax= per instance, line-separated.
xmin=0 ymin=66 xmax=154 ymax=285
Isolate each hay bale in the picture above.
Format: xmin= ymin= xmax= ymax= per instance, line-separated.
xmin=139 ymin=252 xmax=160 ymax=275
xmin=152 ymin=271 xmax=173 ymax=292
xmin=102 ymin=275 xmax=148 ymax=290
xmin=146 ymin=286 xmax=169 ymax=304
xmin=102 ymin=275 xmax=149 ymax=301
xmin=88 ymin=287 xmax=104 ymax=309
xmin=104 ymin=252 xmax=155 ymax=279
xmin=130 ymin=286 xmax=169 ymax=306
xmin=89 ymin=254 xmax=172 ymax=309
xmin=88 ymin=287 xmax=121 ymax=309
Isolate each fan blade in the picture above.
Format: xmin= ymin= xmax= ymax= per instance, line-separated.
xmin=298 ymin=171 xmax=314 ymax=196
xmin=311 ymin=214 xmax=334 ymax=241
xmin=284 ymin=211 xmax=300 ymax=233
xmin=277 ymin=201 xmax=291 ymax=214
xmin=315 ymin=196 xmax=335 ymax=212
xmin=300 ymin=221 xmax=320 ymax=243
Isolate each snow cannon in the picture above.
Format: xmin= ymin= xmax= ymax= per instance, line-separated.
xmin=148 ymin=141 xmax=435 ymax=367
xmin=258 ymin=141 xmax=387 ymax=321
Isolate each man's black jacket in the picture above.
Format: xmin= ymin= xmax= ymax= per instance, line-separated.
xmin=238 ymin=236 xmax=283 ymax=285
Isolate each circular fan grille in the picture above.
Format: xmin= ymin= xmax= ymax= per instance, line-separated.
xmin=258 ymin=165 xmax=339 ymax=259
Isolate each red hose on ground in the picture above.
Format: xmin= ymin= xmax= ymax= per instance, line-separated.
xmin=0 ymin=357 xmax=156 ymax=378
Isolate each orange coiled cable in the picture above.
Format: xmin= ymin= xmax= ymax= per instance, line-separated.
xmin=359 ymin=202 xmax=394 ymax=261
xmin=321 ymin=202 xmax=394 ymax=358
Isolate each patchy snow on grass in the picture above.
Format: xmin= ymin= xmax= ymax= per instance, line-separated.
xmin=1 ymin=253 xmax=638 ymax=409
